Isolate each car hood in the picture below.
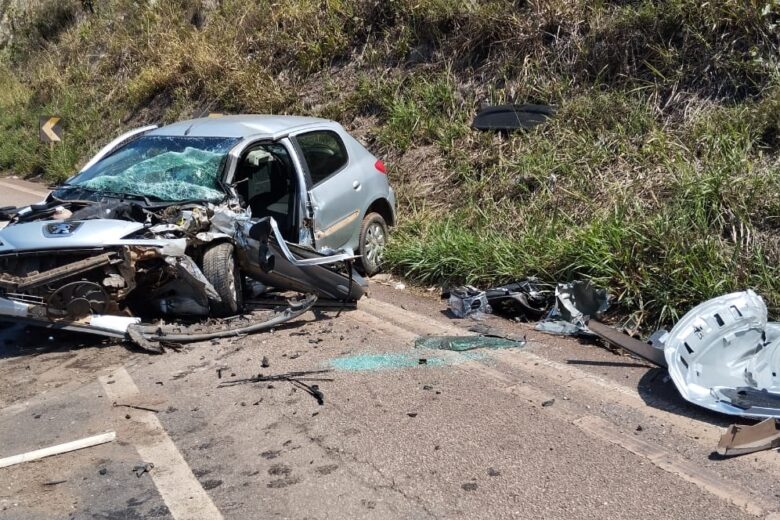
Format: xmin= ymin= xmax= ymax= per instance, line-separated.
xmin=0 ymin=219 xmax=149 ymax=253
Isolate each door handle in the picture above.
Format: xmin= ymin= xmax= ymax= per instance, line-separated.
xmin=352 ymin=180 xmax=361 ymax=191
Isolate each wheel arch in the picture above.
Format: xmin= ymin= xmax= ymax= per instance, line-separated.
xmin=365 ymin=198 xmax=395 ymax=227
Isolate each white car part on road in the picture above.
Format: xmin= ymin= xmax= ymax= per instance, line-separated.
xmin=664 ymin=290 xmax=780 ymax=418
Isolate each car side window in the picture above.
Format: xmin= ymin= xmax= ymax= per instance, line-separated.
xmin=296 ymin=131 xmax=348 ymax=185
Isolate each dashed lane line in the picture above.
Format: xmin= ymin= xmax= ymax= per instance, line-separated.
xmin=99 ymin=367 xmax=224 ymax=520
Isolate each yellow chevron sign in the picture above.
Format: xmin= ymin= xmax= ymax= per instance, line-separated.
xmin=39 ymin=116 xmax=62 ymax=143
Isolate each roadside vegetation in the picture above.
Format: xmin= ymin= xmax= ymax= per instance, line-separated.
xmin=1 ymin=0 xmax=779 ymax=329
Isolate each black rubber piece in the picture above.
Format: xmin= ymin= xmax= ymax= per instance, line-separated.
xmin=472 ymin=104 xmax=554 ymax=132
xmin=201 ymin=242 xmax=243 ymax=316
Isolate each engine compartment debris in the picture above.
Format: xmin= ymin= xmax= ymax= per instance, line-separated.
xmin=446 ymin=286 xmax=491 ymax=318
xmin=0 ymin=192 xmax=363 ymax=350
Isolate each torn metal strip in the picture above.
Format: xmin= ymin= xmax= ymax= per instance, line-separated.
xmin=127 ymin=294 xmax=318 ymax=351
xmin=248 ymin=217 xmax=358 ymax=267
xmin=0 ymin=252 xmax=115 ymax=291
xmin=587 ymin=319 xmax=667 ymax=368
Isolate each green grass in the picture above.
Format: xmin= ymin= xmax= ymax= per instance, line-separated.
xmin=2 ymin=0 xmax=780 ymax=328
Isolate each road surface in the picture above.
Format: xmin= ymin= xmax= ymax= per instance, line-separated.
xmin=0 ymin=177 xmax=49 ymax=207
xmin=0 ymin=180 xmax=777 ymax=519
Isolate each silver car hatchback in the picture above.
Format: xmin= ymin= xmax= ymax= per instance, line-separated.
xmin=83 ymin=114 xmax=396 ymax=274
xmin=0 ymin=115 xmax=396 ymax=335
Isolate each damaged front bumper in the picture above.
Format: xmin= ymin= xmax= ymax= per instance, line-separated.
xmin=0 ymin=293 xmax=318 ymax=352
xmin=0 ymin=194 xmax=362 ymax=350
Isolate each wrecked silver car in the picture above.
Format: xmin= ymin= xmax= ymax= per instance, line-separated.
xmin=0 ymin=116 xmax=395 ymax=346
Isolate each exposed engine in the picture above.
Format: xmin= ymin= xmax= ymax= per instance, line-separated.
xmin=0 ymin=198 xmax=230 ymax=322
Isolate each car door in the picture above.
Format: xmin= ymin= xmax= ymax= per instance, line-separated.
xmin=292 ymin=129 xmax=364 ymax=252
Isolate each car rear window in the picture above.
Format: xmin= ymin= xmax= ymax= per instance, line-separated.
xmin=296 ymin=131 xmax=348 ymax=185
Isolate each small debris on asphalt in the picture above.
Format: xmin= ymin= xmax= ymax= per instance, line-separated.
xmin=541 ymin=399 xmax=555 ymax=407
xmin=487 ymin=468 xmax=501 ymax=477
xmin=261 ymin=356 xmax=270 ymax=368
xmin=636 ymin=425 xmax=644 ymax=432
xmin=132 ymin=462 xmax=154 ymax=477
xmin=113 ymin=402 xmax=160 ymax=413
xmin=423 ymin=385 xmax=433 ymax=390
xmin=418 ymin=358 xmax=428 ymax=365
xmin=42 ymin=480 xmax=67 ymax=486
xmin=407 ymin=413 xmax=418 ymax=418
xmin=461 ymin=482 xmax=478 ymax=491
xmin=220 ymin=369 xmax=332 ymax=406
xmin=98 ymin=468 xmax=107 ymax=475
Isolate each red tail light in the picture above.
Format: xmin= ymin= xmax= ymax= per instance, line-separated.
xmin=374 ymin=160 xmax=387 ymax=174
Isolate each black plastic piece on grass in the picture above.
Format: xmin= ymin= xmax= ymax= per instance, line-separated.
xmin=472 ymin=104 xmax=554 ymax=132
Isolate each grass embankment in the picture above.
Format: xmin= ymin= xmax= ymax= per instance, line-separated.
xmin=1 ymin=0 xmax=779 ymax=328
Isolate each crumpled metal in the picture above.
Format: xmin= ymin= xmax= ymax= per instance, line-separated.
xmin=664 ymin=290 xmax=780 ymax=418
xmin=535 ymin=280 xmax=609 ymax=336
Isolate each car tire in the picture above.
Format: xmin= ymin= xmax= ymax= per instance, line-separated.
xmin=358 ymin=212 xmax=388 ymax=276
xmin=202 ymin=242 xmax=243 ymax=316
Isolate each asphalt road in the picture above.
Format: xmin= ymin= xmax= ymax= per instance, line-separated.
xmin=0 ymin=181 xmax=778 ymax=519
xmin=0 ymin=177 xmax=49 ymax=207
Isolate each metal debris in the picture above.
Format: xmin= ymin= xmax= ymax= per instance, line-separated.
xmin=132 ymin=462 xmax=154 ymax=477
xmin=446 ymin=286 xmax=491 ymax=318
xmin=219 ymin=369 xmax=333 ymax=406
xmin=485 ymin=278 xmax=553 ymax=320
xmin=717 ymin=419 xmax=780 ymax=457
xmin=664 ymin=290 xmax=780 ymax=418
xmin=536 ymin=281 xmax=609 ymax=336
xmin=126 ymin=294 xmax=317 ymax=352
xmin=586 ymin=319 xmax=667 ymax=368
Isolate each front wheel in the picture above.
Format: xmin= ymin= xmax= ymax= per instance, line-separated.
xmin=358 ymin=212 xmax=388 ymax=276
xmin=201 ymin=242 xmax=243 ymax=316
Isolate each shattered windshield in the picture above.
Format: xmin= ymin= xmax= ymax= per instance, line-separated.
xmin=65 ymin=136 xmax=239 ymax=202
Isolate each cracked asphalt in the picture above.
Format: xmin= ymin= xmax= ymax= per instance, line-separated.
xmin=1 ymin=183 xmax=780 ymax=519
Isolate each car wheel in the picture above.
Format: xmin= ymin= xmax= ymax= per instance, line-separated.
xmin=202 ymin=242 xmax=243 ymax=316
xmin=358 ymin=212 xmax=388 ymax=276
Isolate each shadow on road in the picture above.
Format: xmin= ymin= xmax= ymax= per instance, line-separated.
xmin=0 ymin=320 xmax=114 ymax=359
xmin=636 ymin=367 xmax=734 ymax=428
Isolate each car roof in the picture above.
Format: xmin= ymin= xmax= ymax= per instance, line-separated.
xmin=147 ymin=114 xmax=335 ymax=139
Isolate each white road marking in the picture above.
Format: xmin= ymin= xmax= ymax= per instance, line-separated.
xmin=99 ymin=368 xmax=224 ymax=520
